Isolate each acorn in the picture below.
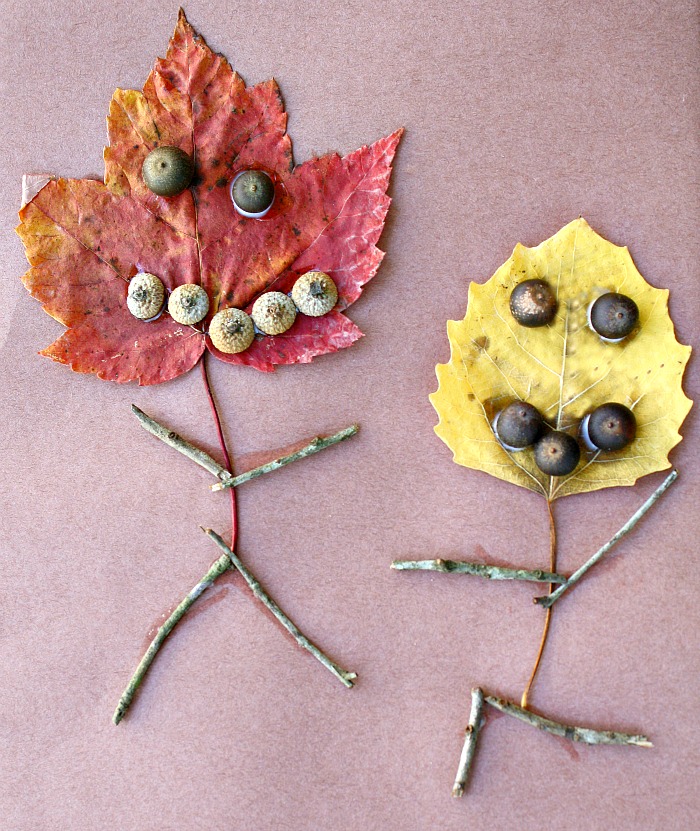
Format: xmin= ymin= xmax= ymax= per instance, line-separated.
xmin=581 ymin=403 xmax=636 ymax=452
xmin=292 ymin=271 xmax=338 ymax=317
xmin=494 ymin=401 xmax=543 ymax=450
xmin=534 ymin=431 xmax=581 ymax=476
xmin=209 ymin=308 xmax=255 ymax=354
xmin=509 ymin=279 xmax=557 ymax=327
xmin=142 ymin=146 xmax=194 ymax=197
xmin=231 ymin=170 xmax=275 ymax=218
xmin=251 ymin=291 xmax=297 ymax=335
xmin=588 ymin=292 xmax=639 ymax=341
xmin=168 ymin=284 xmax=209 ymax=325
xmin=126 ymin=272 xmax=165 ymax=320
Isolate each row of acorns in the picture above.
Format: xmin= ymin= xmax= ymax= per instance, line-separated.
xmin=126 ymin=270 xmax=338 ymax=354
xmin=493 ymin=399 xmax=636 ymax=477
xmin=491 ymin=278 xmax=640 ymax=476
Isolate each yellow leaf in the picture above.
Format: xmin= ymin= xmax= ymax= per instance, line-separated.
xmin=430 ymin=218 xmax=692 ymax=500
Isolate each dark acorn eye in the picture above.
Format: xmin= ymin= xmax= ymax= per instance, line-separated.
xmin=142 ymin=146 xmax=194 ymax=197
xmin=589 ymin=292 xmax=639 ymax=341
xmin=509 ymin=279 xmax=558 ymax=327
xmin=494 ymin=401 xmax=543 ymax=449
xmin=534 ymin=430 xmax=581 ymax=476
xmin=582 ymin=403 xmax=636 ymax=452
xmin=231 ymin=170 xmax=275 ymax=217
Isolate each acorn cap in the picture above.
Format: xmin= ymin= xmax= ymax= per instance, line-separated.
xmin=168 ymin=284 xmax=209 ymax=325
xmin=292 ymin=271 xmax=339 ymax=317
xmin=209 ymin=308 xmax=255 ymax=354
xmin=127 ymin=272 xmax=165 ymax=320
xmin=142 ymin=146 xmax=194 ymax=197
xmin=231 ymin=170 xmax=275 ymax=217
xmin=251 ymin=292 xmax=297 ymax=335
xmin=509 ymin=279 xmax=558 ymax=327
xmin=534 ymin=431 xmax=581 ymax=477
xmin=495 ymin=401 xmax=543 ymax=449
xmin=585 ymin=403 xmax=636 ymax=451
xmin=589 ymin=293 xmax=639 ymax=340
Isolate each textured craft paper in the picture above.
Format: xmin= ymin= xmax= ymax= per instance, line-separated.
xmin=1 ymin=1 xmax=698 ymax=829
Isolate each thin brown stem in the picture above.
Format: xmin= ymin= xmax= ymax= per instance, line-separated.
xmin=201 ymin=356 xmax=237 ymax=547
xmin=521 ymin=499 xmax=556 ymax=709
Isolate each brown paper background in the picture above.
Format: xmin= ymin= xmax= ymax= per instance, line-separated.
xmin=1 ymin=1 xmax=698 ymax=828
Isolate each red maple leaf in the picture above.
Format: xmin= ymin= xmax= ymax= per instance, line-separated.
xmin=16 ymin=10 xmax=402 ymax=384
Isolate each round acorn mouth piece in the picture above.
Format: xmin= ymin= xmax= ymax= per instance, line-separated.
xmin=209 ymin=307 xmax=255 ymax=354
xmin=292 ymin=271 xmax=339 ymax=317
xmin=534 ymin=430 xmax=581 ymax=477
xmin=167 ymin=284 xmax=210 ymax=325
xmin=494 ymin=401 xmax=544 ymax=450
xmin=142 ymin=146 xmax=194 ymax=197
xmin=251 ymin=291 xmax=297 ymax=335
xmin=127 ymin=272 xmax=166 ymax=320
xmin=582 ymin=403 xmax=637 ymax=452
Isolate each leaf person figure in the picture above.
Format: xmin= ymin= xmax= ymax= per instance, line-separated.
xmin=396 ymin=219 xmax=691 ymax=795
xmin=16 ymin=10 xmax=402 ymax=724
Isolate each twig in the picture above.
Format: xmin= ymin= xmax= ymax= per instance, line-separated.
xmin=203 ymin=528 xmax=357 ymax=688
xmin=131 ymin=404 xmax=232 ymax=483
xmin=131 ymin=405 xmax=359 ymax=492
xmin=484 ymin=694 xmax=652 ymax=747
xmin=113 ymin=551 xmax=232 ymax=725
xmin=536 ymin=469 xmax=679 ymax=609
xmin=391 ymin=559 xmax=566 ymax=584
xmin=211 ymin=425 xmax=359 ymax=491
xmin=452 ymin=688 xmax=485 ymax=797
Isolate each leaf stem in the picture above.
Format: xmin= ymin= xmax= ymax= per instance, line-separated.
xmin=521 ymin=499 xmax=556 ymax=709
xmin=536 ymin=469 xmax=679 ymax=609
xmin=200 ymin=356 xmax=238 ymax=540
xmin=452 ymin=687 xmax=485 ymax=797
xmin=203 ymin=528 xmax=357 ymax=688
xmin=211 ymin=425 xmax=359 ymax=491
xmin=483 ymin=694 xmax=652 ymax=747
xmin=391 ymin=559 xmax=566 ymax=584
xmin=113 ymin=551 xmax=232 ymax=725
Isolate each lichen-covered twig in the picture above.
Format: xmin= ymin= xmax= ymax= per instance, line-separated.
xmin=132 ymin=404 xmax=232 ymax=483
xmin=131 ymin=405 xmax=359 ymax=492
xmin=203 ymin=528 xmax=357 ymax=688
xmin=536 ymin=469 xmax=679 ymax=609
xmin=211 ymin=425 xmax=359 ymax=491
xmin=484 ymin=694 xmax=652 ymax=747
xmin=113 ymin=551 xmax=232 ymax=725
xmin=452 ymin=688 xmax=485 ymax=797
xmin=391 ymin=559 xmax=566 ymax=584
